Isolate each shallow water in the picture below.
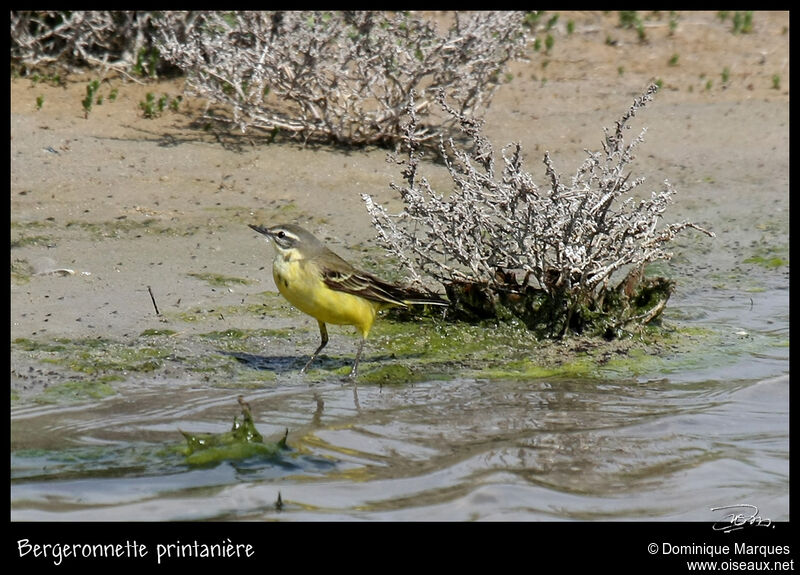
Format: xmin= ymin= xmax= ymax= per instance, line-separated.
xmin=10 ymin=282 xmax=788 ymax=522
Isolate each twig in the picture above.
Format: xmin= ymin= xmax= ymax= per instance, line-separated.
xmin=147 ymin=285 xmax=160 ymax=316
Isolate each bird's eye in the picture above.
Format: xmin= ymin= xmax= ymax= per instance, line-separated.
xmin=277 ymin=231 xmax=285 ymax=238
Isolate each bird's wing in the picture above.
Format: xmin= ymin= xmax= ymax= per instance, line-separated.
xmin=321 ymin=268 xmax=447 ymax=307
xmin=322 ymin=268 xmax=408 ymax=307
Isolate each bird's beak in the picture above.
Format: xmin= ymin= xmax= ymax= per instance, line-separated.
xmin=248 ymin=224 xmax=272 ymax=238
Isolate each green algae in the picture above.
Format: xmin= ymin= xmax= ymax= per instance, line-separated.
xmin=12 ymin=400 xmax=293 ymax=481
xmin=140 ymin=328 xmax=177 ymax=336
xmin=10 ymin=234 xmax=52 ymax=248
xmin=11 ymin=258 xmax=34 ymax=283
xmin=179 ymin=397 xmax=289 ymax=465
xmin=36 ymin=378 xmax=121 ymax=404
xmin=65 ymin=344 xmax=169 ymax=375
xmin=742 ymin=240 xmax=788 ymax=269
xmin=743 ymin=254 xmax=787 ymax=269
xmin=13 ymin=336 xmax=171 ymax=377
xmin=357 ymin=364 xmax=449 ymax=385
xmin=13 ymin=337 xmax=69 ymax=352
xmin=13 ymin=323 xmax=290 ymax=397
xmin=198 ymin=327 xmax=291 ymax=340
xmin=11 ymin=304 xmax=777 ymax=393
xmin=199 ymin=328 xmax=252 ymax=340
xmin=271 ymin=304 xmax=720 ymax=383
xmin=170 ymin=291 xmax=299 ymax=324
xmin=483 ymin=357 xmax=596 ymax=380
xmin=12 ymin=274 xmax=779 ymax=395
xmin=344 ymin=313 xmax=750 ymax=383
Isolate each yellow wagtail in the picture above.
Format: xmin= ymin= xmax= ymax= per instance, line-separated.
xmin=249 ymin=223 xmax=448 ymax=378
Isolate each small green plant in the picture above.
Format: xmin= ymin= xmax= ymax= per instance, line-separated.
xmin=140 ymin=92 xmax=157 ymax=118
xmin=545 ymin=33 xmax=554 ymax=53
xmin=109 ymin=87 xmax=119 ymax=102
xmin=133 ymin=47 xmax=161 ymax=78
xmin=566 ymin=20 xmax=574 ymax=35
xmin=169 ymin=95 xmax=183 ymax=111
xmin=617 ymin=66 xmax=625 ymax=76
xmin=618 ymin=11 xmax=639 ymax=28
xmin=705 ymin=79 xmax=713 ymax=91
xmin=668 ymin=11 xmax=678 ymax=35
xmin=82 ymin=79 xmax=100 ymax=118
xmin=523 ymin=11 xmax=541 ymax=29
xmin=772 ymin=74 xmax=781 ymax=90
xmin=668 ymin=53 xmax=679 ymax=66
xmin=731 ymin=11 xmax=753 ymax=34
xmin=618 ymin=11 xmax=647 ymax=42
xmin=140 ymin=93 xmax=182 ymax=118
xmin=35 ymin=95 xmax=44 ymax=110
xmin=721 ymin=67 xmax=730 ymax=84
xmin=732 ymin=12 xmax=743 ymax=32
xmin=717 ymin=11 xmax=729 ymax=22
xmin=546 ymin=14 xmax=559 ymax=31
xmin=655 ymin=78 xmax=663 ymax=90
xmin=637 ymin=21 xmax=647 ymax=42
xmin=30 ymin=72 xmax=64 ymax=87
xmin=533 ymin=37 xmax=541 ymax=51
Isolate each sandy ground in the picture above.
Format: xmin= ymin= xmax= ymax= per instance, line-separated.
xmin=10 ymin=11 xmax=789 ymax=399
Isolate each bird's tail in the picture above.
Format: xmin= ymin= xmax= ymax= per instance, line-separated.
xmin=399 ymin=287 xmax=449 ymax=307
xmin=402 ymin=295 xmax=449 ymax=307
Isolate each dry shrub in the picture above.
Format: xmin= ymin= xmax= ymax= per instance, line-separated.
xmin=156 ymin=11 xmax=527 ymax=145
xmin=364 ymin=85 xmax=715 ymax=337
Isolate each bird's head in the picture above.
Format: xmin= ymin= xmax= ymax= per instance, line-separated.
xmin=249 ymin=223 xmax=323 ymax=259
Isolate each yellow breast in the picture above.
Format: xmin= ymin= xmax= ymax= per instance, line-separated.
xmin=272 ymin=253 xmax=380 ymax=338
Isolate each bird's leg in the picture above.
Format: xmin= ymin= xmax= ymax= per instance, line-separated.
xmin=301 ymin=321 xmax=328 ymax=374
xmin=348 ymin=337 xmax=366 ymax=379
